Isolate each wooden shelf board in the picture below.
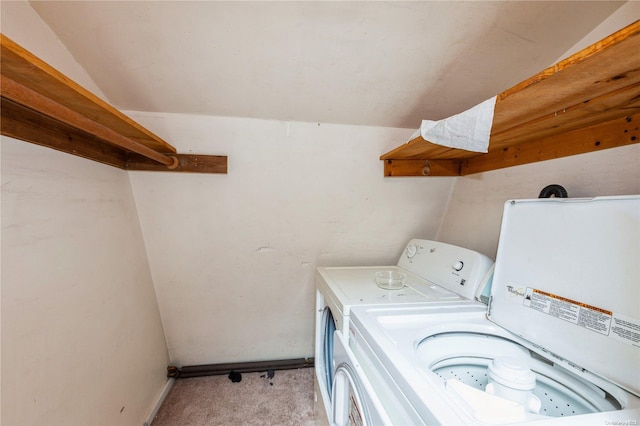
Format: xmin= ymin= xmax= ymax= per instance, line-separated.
xmin=0 ymin=33 xmax=227 ymax=174
xmin=489 ymin=81 xmax=640 ymax=151
xmin=381 ymin=20 xmax=640 ymax=176
xmin=462 ymin=113 xmax=639 ymax=175
xmin=493 ymin=21 xmax=640 ymax=133
xmin=1 ymin=34 xmax=175 ymax=154
xmin=1 ymin=98 xmax=128 ymax=168
xmin=1 ymin=98 xmax=228 ymax=173
xmin=380 ymin=137 xmax=479 ymax=160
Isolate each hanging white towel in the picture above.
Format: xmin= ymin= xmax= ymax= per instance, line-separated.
xmin=418 ymin=96 xmax=497 ymax=153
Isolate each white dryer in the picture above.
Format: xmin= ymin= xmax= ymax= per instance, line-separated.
xmin=350 ymin=196 xmax=640 ymax=425
xmin=330 ymin=329 xmax=392 ymax=426
xmin=314 ymin=239 xmax=494 ymax=425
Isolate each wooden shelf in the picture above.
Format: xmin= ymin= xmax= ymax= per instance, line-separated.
xmin=381 ymin=20 xmax=640 ymax=177
xmin=1 ymin=34 xmax=227 ymax=174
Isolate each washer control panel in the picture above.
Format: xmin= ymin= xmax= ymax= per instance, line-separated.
xmin=398 ymin=239 xmax=493 ymax=300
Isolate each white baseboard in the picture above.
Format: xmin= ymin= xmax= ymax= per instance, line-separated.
xmin=143 ymin=378 xmax=175 ymax=426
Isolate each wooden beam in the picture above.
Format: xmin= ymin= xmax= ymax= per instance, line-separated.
xmin=126 ymin=153 xmax=227 ymax=173
xmin=461 ymin=114 xmax=639 ymax=175
xmin=383 ymin=159 xmax=462 ymax=177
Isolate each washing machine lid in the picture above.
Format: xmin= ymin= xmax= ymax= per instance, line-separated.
xmin=488 ymin=196 xmax=640 ymax=396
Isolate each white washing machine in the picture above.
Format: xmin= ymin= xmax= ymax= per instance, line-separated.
xmin=350 ymin=196 xmax=640 ymax=425
xmin=314 ymin=239 xmax=494 ymax=424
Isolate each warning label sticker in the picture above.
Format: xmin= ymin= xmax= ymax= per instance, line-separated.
xmin=610 ymin=313 xmax=640 ymax=347
xmin=521 ymin=287 xmax=640 ymax=347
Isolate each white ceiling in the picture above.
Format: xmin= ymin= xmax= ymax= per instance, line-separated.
xmin=29 ymin=1 xmax=624 ymax=129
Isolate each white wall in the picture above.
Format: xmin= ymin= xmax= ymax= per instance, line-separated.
xmin=128 ymin=112 xmax=454 ymax=365
xmin=555 ymin=1 xmax=640 ymax=62
xmin=437 ymin=5 xmax=640 ymax=259
xmin=437 ymin=145 xmax=640 ymax=258
xmin=0 ymin=0 xmax=107 ymax=99
xmin=1 ymin=139 xmax=170 ymax=426
xmin=1 ymin=2 xmax=170 ymax=425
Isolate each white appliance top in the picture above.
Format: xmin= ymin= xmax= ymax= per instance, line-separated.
xmin=317 ymin=239 xmax=494 ymax=336
xmin=488 ymin=196 xmax=640 ymax=396
xmin=317 ymin=266 xmax=467 ymax=315
xmin=316 ymin=239 xmax=494 ymax=318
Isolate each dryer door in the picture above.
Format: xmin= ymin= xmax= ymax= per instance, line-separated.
xmin=321 ymin=306 xmax=336 ymax=397
xmin=332 ymin=363 xmax=369 ymax=426
xmin=315 ymin=290 xmax=337 ymax=422
xmin=332 ymin=330 xmax=392 ymax=426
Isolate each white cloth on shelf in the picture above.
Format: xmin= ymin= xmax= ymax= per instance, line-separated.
xmin=416 ymin=96 xmax=497 ymax=153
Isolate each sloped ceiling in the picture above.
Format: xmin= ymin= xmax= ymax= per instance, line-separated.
xmin=29 ymin=1 xmax=624 ymax=129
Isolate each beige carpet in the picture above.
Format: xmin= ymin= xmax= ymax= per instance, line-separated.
xmin=151 ymin=368 xmax=316 ymax=425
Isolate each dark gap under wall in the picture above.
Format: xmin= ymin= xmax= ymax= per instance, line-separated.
xmin=168 ymin=358 xmax=314 ymax=379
